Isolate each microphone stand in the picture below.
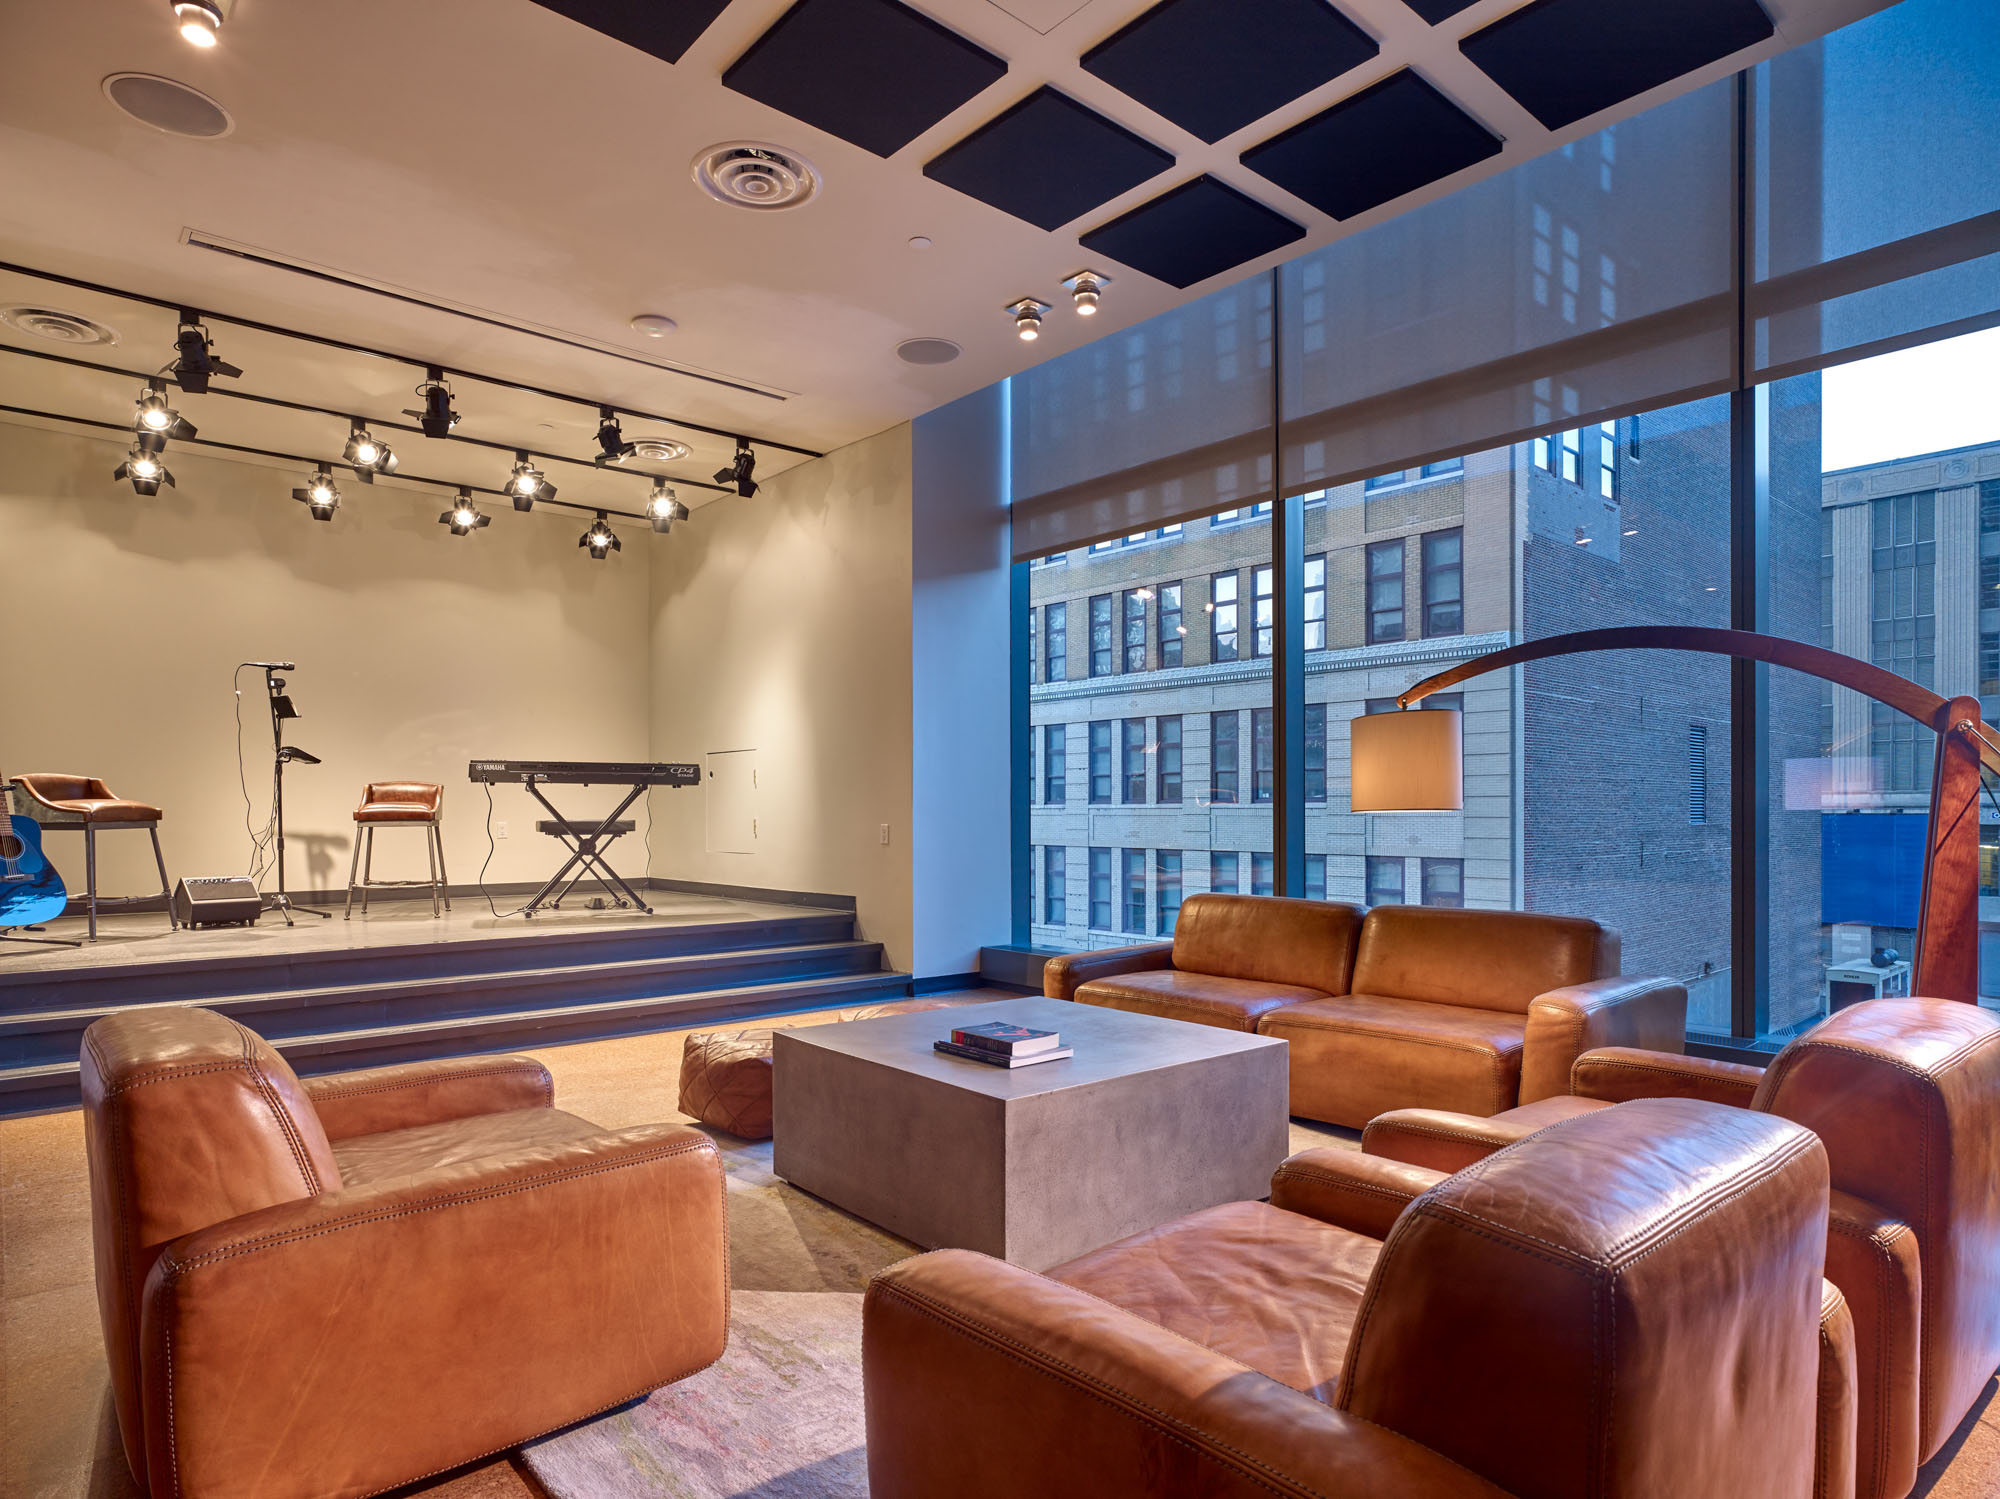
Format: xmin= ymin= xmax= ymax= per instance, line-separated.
xmin=263 ymin=668 xmax=329 ymax=925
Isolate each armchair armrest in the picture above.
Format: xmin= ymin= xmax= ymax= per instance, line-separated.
xmin=1822 ymin=1190 xmax=1921 ymax=1499
xmin=1360 ymin=1098 xmax=1606 ymax=1174
xmin=303 ymin=1054 xmax=554 ymax=1140
xmin=1042 ymin=942 xmax=1174 ymax=999
xmin=141 ymin=1123 xmax=725 ymax=1499
xmin=1570 ymin=1046 xmax=1764 ymax=1108
xmin=1270 ymin=1148 xmax=1446 ymax=1239
xmin=864 ymin=1250 xmax=1512 ymax=1499
xmin=1519 ymin=976 xmax=1688 ymax=1103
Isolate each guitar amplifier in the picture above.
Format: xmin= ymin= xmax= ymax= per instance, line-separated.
xmin=171 ymin=876 xmax=263 ymax=928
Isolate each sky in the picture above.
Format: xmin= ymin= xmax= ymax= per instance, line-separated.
xmin=1821 ymin=324 xmax=2000 ymax=472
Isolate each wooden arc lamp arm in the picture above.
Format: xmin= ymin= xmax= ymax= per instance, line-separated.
xmin=1373 ymin=626 xmax=1994 ymax=1004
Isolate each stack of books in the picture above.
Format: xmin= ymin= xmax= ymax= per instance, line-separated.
xmin=934 ymin=1020 xmax=1073 ymax=1068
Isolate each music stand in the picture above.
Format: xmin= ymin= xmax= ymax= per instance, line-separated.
xmin=263 ymin=669 xmax=330 ymax=925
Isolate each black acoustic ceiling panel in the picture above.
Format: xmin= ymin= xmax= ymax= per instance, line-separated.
xmin=1242 ymin=70 xmax=1501 ymax=221
xmin=1399 ymin=0 xmax=1480 ymax=22
xmin=1080 ymin=0 xmax=1379 ymax=145
xmin=1080 ymin=175 xmax=1305 ymax=289
xmin=527 ymin=0 xmax=732 ymax=64
xmin=723 ymin=0 xmax=1008 ymax=158
xmin=924 ymin=88 xmax=1174 ymax=231
xmin=1462 ymin=0 xmax=1774 ymax=131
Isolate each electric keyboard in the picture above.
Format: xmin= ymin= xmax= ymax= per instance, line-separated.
xmin=467 ymin=759 xmax=700 ymax=787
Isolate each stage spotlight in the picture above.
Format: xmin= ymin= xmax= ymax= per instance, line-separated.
xmin=1062 ymin=269 xmax=1110 ymax=316
xmin=439 ymin=488 xmax=490 ymax=537
xmin=133 ymin=378 xmax=197 ymax=441
xmin=506 ymin=451 xmax=556 ymax=510
xmin=113 ymin=444 xmax=174 ymax=495
xmin=291 ymin=468 xmax=341 ymax=521
xmin=172 ymin=0 xmax=223 ymax=46
xmin=645 ymin=479 xmax=687 ymax=534
xmin=1007 ymin=297 xmax=1049 ymax=342
xmin=594 ymin=407 xmax=636 ymax=464
xmin=343 ymin=418 xmax=397 ymax=482
xmin=169 ymin=312 xmax=241 ymax=394
xmin=712 ymin=437 xmax=757 ymax=498
xmin=580 ymin=512 xmax=621 ymax=559
xmin=402 ymin=368 xmax=460 ymax=439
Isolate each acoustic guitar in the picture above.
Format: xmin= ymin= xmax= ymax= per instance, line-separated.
xmin=0 ymin=780 xmax=68 ymax=931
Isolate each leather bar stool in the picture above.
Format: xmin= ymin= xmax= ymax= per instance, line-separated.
xmin=344 ymin=782 xmax=448 ymax=919
xmin=7 ymin=774 xmax=175 ymax=941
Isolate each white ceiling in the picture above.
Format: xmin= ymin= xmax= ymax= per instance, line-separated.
xmin=0 ymin=0 xmax=1892 ymax=513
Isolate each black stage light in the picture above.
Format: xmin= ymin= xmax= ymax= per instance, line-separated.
xmin=645 ymin=479 xmax=687 ymax=534
xmin=507 ymin=451 xmax=556 ymax=510
xmin=580 ymin=511 xmax=621 ymax=559
xmin=342 ymin=418 xmax=397 ymax=482
xmin=133 ymin=378 xmax=197 ymax=441
xmin=713 ymin=437 xmax=757 ymax=498
xmin=439 ymin=487 xmax=490 ymax=536
xmin=291 ymin=467 xmax=341 ymax=521
xmin=594 ymin=407 xmax=636 ymax=464
xmin=170 ymin=311 xmax=241 ymax=394
xmin=402 ymin=368 xmax=460 ymax=440
xmin=113 ymin=443 xmax=174 ymax=495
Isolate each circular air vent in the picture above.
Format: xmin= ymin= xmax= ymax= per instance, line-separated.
xmin=102 ymin=73 xmax=234 ymax=138
xmin=0 ymin=306 xmax=119 ymax=347
xmin=692 ymin=142 xmax=821 ymax=211
xmin=897 ymin=338 xmax=961 ymax=366
xmin=629 ymin=437 xmax=691 ymax=462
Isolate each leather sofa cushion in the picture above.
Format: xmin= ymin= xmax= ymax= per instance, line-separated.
xmin=1351 ymin=906 xmax=1612 ymax=1016
xmin=1258 ymin=995 xmax=1528 ymax=1128
xmin=1050 ymin=1199 xmax=1380 ymax=1406
xmin=1171 ymin=893 xmax=1364 ymax=996
xmin=332 ymin=1107 xmax=605 ymax=1187
xmin=1075 ymin=969 xmax=1326 ymax=1032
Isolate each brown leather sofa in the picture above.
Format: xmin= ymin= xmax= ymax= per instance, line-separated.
xmin=81 ymin=1007 xmax=727 ymax=1499
xmin=1045 ymin=893 xmax=1686 ymax=1126
xmin=1362 ymin=998 xmax=2000 ymax=1499
xmin=864 ymin=1098 xmax=1835 ymax=1499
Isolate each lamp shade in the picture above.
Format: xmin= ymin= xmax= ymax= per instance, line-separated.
xmin=1351 ymin=708 xmax=1463 ymax=812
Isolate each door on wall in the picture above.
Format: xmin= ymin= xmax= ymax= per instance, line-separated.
xmin=705 ymin=749 xmax=758 ymax=854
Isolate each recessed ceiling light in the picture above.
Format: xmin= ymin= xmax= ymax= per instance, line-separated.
xmin=692 ymin=142 xmax=821 ymax=211
xmin=1007 ymin=298 xmax=1050 ymax=342
xmin=172 ymin=0 xmax=223 ymax=47
xmin=897 ymin=338 xmax=961 ymax=365
xmin=102 ymin=73 xmax=233 ymax=138
xmin=629 ymin=314 xmax=678 ymax=337
xmin=908 ymin=236 xmax=933 ymax=250
xmin=1062 ymin=268 xmax=1111 ymax=316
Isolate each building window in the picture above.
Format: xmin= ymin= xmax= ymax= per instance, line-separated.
xmin=1045 ymin=601 xmax=1066 ymax=682
xmin=1122 ymin=588 xmax=1148 ymax=672
xmin=1422 ymin=528 xmax=1464 ymax=637
xmin=1366 ymin=856 xmax=1404 ymax=905
xmin=1688 ymin=722 xmax=1708 ymax=826
xmin=1211 ymin=572 xmax=1240 ymax=661
xmin=1210 ymin=851 xmax=1239 ymax=893
xmin=1122 ymin=849 xmax=1148 ymax=935
xmin=1423 ymin=458 xmax=1463 ymax=478
xmin=1028 ymin=728 xmax=1035 ymax=805
xmin=1532 ymin=434 xmax=1554 ymax=473
xmin=1210 ymin=711 xmax=1239 ymax=804
xmin=1210 ymin=502 xmax=1271 ymax=526
xmin=1027 ymin=606 xmax=1038 ymax=686
xmin=1089 ymin=594 xmax=1113 ymax=676
xmin=1560 ymin=427 xmax=1582 ymax=484
xmin=1157 ymin=851 xmax=1183 ymax=935
xmin=1367 ymin=540 xmax=1405 ymax=643
xmin=1157 ymin=716 xmax=1183 ymax=804
xmin=1305 ymin=704 xmax=1326 ymax=803
xmin=1304 ymin=854 xmax=1326 ymax=902
xmin=1870 ymin=490 xmax=1937 ymax=792
xmin=1251 ymin=707 xmax=1274 ymax=804
xmin=1421 ymin=858 xmax=1465 ymax=908
xmin=1159 ymin=582 xmax=1184 ymax=668
xmin=1252 ymin=564 xmax=1273 ymax=657
xmin=1089 ymin=848 xmax=1112 ymax=930
xmin=1121 ymin=718 xmax=1148 ymax=803
xmin=1088 ymin=720 xmax=1112 ymax=804
xmin=1599 ymin=421 xmax=1617 ymax=499
xmin=1043 ymin=846 xmax=1065 ymax=926
xmin=1304 ymin=555 xmax=1326 ymax=651
xmin=1043 ymin=724 xmax=1066 ymax=804
xmin=1365 ymin=692 xmax=1463 ymax=716
xmin=1251 ymin=852 xmax=1274 ymax=897
xmin=1365 ymin=470 xmax=1407 ymax=491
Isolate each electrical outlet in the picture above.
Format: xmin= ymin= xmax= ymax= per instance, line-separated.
xmin=879 ymin=823 xmax=891 ymax=845
xmin=496 ymin=821 xmax=508 ymax=839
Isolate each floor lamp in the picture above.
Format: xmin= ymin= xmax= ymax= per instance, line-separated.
xmin=1350 ymin=625 xmax=1998 ymax=1004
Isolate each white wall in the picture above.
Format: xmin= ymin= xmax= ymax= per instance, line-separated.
xmin=0 ymin=423 xmax=651 ymax=902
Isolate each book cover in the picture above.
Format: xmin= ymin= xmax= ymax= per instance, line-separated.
xmin=933 ymin=1039 xmax=1075 ymax=1069
xmin=950 ymin=1021 xmax=1061 ymax=1055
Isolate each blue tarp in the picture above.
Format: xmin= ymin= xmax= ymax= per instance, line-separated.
xmin=1820 ymin=813 xmax=1927 ymax=929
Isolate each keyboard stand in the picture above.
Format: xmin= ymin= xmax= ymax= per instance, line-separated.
xmin=520 ymin=782 xmax=653 ymax=918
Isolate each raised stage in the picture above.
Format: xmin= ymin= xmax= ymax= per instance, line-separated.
xmin=0 ymin=890 xmax=908 ymax=1114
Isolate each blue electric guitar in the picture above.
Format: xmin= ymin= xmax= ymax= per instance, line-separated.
xmin=1 ymin=798 xmax=69 ymax=931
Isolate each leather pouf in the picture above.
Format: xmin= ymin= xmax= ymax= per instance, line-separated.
xmin=679 ymin=1030 xmax=777 ymax=1140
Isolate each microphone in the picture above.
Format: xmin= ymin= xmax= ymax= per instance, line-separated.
xmin=244 ymin=661 xmax=296 ymax=671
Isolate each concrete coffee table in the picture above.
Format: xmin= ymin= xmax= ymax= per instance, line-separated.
xmin=771 ymin=995 xmax=1289 ymax=1270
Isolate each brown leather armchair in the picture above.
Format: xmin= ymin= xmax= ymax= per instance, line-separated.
xmin=865 ymin=1099 xmax=1834 ymax=1499
xmin=81 ymin=1007 xmax=727 ymax=1499
xmin=1362 ymin=998 xmax=2000 ymax=1499
xmin=1047 ymin=895 xmax=1687 ymax=1126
